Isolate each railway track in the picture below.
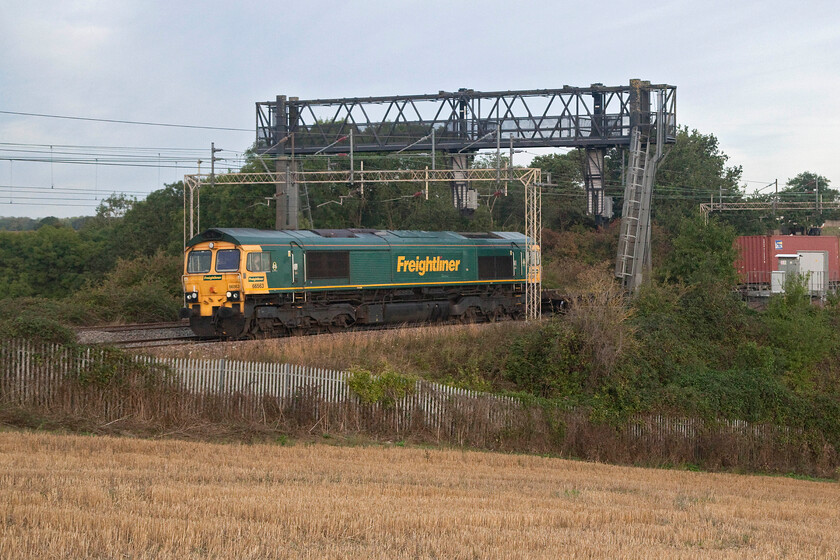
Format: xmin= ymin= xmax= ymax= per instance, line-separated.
xmin=74 ymin=293 xmax=568 ymax=350
xmin=75 ymin=321 xmax=215 ymax=349
xmin=113 ymin=336 xmax=208 ymax=349
xmin=75 ymin=321 xmax=190 ymax=333
xmin=75 ymin=315 xmax=530 ymax=350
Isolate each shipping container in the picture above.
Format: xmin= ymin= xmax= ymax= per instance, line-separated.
xmin=736 ymin=235 xmax=840 ymax=287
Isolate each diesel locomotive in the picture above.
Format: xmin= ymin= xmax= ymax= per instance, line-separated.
xmin=180 ymin=228 xmax=534 ymax=338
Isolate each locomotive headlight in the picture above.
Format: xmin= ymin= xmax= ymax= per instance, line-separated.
xmin=226 ymin=291 xmax=232 ymax=298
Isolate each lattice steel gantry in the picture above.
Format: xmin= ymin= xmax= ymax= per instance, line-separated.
xmin=256 ymin=82 xmax=676 ymax=223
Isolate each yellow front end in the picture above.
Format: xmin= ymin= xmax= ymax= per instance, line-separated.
xmin=181 ymin=241 xmax=246 ymax=337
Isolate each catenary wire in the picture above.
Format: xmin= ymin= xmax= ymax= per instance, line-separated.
xmin=0 ymin=110 xmax=251 ymax=132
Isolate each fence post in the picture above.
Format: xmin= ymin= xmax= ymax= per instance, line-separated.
xmin=217 ymin=358 xmax=226 ymax=394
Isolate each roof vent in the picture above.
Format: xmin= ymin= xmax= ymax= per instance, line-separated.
xmin=458 ymin=232 xmax=501 ymax=239
xmin=309 ymin=229 xmax=358 ymax=238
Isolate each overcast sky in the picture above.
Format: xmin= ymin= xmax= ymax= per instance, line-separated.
xmin=1 ymin=0 xmax=838 ymax=218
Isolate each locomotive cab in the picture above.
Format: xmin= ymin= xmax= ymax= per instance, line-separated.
xmin=180 ymin=240 xmax=246 ymax=337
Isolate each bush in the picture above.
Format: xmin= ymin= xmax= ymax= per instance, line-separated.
xmin=347 ymin=367 xmax=416 ymax=408
xmin=74 ymin=251 xmax=183 ymax=323
xmin=504 ymin=320 xmax=590 ymax=399
xmin=763 ymin=276 xmax=836 ymax=392
xmin=0 ymin=314 xmax=76 ymax=345
xmin=663 ymin=366 xmax=792 ymax=423
xmin=562 ymin=266 xmax=636 ymax=387
xmin=659 ymin=216 xmax=738 ymax=286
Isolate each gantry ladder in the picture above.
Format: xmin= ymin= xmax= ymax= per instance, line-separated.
xmin=615 ymin=129 xmax=653 ymax=290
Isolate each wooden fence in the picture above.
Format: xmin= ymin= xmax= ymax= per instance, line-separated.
xmin=132 ymin=354 xmax=522 ymax=439
xmin=1 ymin=338 xmax=831 ymax=475
xmin=0 ymin=339 xmax=521 ymax=443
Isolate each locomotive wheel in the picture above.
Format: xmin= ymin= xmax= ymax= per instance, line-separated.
xmin=461 ymin=308 xmax=478 ymax=324
xmin=328 ymin=314 xmax=352 ymax=334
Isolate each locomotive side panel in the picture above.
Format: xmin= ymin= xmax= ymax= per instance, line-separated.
xmin=350 ymin=249 xmax=391 ymax=288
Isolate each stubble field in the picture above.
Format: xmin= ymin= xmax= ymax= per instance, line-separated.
xmin=1 ymin=430 xmax=839 ymax=559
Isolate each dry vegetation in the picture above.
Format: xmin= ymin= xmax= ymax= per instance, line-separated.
xmin=148 ymin=323 xmax=525 ymax=388
xmin=2 ymin=430 xmax=839 ymax=559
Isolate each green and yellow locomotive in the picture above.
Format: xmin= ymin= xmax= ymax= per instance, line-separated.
xmin=180 ymin=228 xmax=532 ymax=338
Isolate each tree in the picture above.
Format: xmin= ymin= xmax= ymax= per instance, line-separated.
xmin=774 ymin=172 xmax=837 ymax=233
xmin=0 ymin=225 xmax=100 ymax=298
xmin=530 ymin=150 xmax=593 ymax=229
xmin=0 ymin=217 xmax=40 ymax=231
xmin=652 ymin=127 xmax=743 ymax=234
xmin=198 ymin=178 xmax=275 ymax=231
xmin=659 ymin=215 xmax=738 ymax=287
xmin=471 ymin=152 xmax=510 ymax=170
xmin=95 ymin=194 xmax=135 ymax=220
xmin=37 ymin=216 xmax=61 ymax=229
xmin=79 ymin=181 xmax=184 ymax=282
xmin=116 ymin=182 xmax=185 ymax=256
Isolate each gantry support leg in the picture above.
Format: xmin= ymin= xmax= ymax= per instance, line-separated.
xmin=275 ymin=157 xmax=299 ymax=230
xmin=583 ymin=147 xmax=606 ymax=225
xmin=450 ymin=154 xmax=477 ymax=215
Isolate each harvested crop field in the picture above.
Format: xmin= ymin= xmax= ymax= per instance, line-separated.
xmin=1 ymin=431 xmax=839 ymax=559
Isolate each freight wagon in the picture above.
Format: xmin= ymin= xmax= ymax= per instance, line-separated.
xmin=735 ymin=235 xmax=840 ymax=294
xmin=180 ymin=228 xmax=531 ymax=338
